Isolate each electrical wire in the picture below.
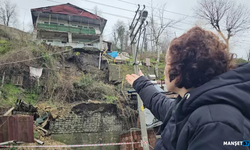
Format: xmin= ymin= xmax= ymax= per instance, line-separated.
xmin=0 ymin=33 xmax=112 ymax=66
xmin=19 ymin=1 xmax=190 ymax=32
xmin=117 ymin=0 xmax=196 ymax=19
xmin=79 ymin=0 xmax=194 ymax=26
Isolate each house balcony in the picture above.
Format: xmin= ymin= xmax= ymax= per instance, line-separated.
xmin=37 ymin=23 xmax=98 ymax=35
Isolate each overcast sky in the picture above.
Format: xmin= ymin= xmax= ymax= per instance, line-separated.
xmin=10 ymin=0 xmax=250 ymax=60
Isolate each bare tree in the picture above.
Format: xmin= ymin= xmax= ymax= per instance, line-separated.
xmin=0 ymin=0 xmax=17 ymax=27
xmin=93 ymin=6 xmax=103 ymax=17
xmin=148 ymin=2 xmax=179 ymax=77
xmin=112 ymin=20 xmax=127 ymax=51
xmin=159 ymin=32 xmax=171 ymax=55
xmin=124 ymin=31 xmax=129 ymax=49
xmin=195 ymin=0 xmax=250 ymax=52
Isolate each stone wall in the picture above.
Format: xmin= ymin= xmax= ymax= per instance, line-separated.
xmin=50 ymin=112 xmax=124 ymax=134
xmin=52 ymin=132 xmax=120 ymax=150
xmin=49 ymin=103 xmax=127 ymax=150
xmin=49 ymin=103 xmax=129 ymax=134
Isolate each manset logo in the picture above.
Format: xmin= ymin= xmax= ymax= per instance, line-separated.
xmin=223 ymin=140 xmax=249 ymax=146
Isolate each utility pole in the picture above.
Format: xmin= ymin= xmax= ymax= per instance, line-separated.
xmin=129 ymin=5 xmax=149 ymax=150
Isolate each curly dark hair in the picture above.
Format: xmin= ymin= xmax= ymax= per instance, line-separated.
xmin=168 ymin=27 xmax=235 ymax=89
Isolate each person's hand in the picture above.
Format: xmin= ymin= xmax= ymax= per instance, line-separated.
xmin=126 ymin=70 xmax=144 ymax=86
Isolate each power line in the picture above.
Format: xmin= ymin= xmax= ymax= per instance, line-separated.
xmin=0 ymin=33 xmax=112 ymax=66
xmin=81 ymin=0 xmax=133 ymax=13
xmin=0 ymin=49 xmax=71 ymax=66
xmin=79 ymin=0 xmax=194 ymax=26
xmin=117 ymin=0 xmax=197 ymax=20
xmin=46 ymin=0 xmax=189 ymax=32
xmin=47 ymin=0 xmax=132 ymax=19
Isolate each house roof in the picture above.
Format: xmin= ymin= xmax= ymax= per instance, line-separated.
xmin=31 ymin=3 xmax=107 ymax=33
xmin=31 ymin=3 xmax=106 ymax=21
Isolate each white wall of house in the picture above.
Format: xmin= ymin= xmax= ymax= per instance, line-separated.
xmin=40 ymin=38 xmax=100 ymax=49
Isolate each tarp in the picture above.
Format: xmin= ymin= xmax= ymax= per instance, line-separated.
xmin=30 ymin=67 xmax=43 ymax=78
xmin=107 ymin=51 xmax=118 ymax=58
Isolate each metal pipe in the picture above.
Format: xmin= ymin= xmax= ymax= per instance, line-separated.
xmin=98 ymin=52 xmax=101 ymax=70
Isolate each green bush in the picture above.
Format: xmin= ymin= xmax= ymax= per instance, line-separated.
xmin=0 ymin=40 xmax=11 ymax=54
xmin=74 ymin=74 xmax=117 ymax=102
xmin=34 ymin=130 xmax=39 ymax=139
xmin=76 ymin=74 xmax=94 ymax=88
xmin=0 ymin=84 xmax=22 ymax=106
xmin=0 ymin=84 xmax=38 ymax=107
xmin=105 ymin=95 xmax=118 ymax=103
xmin=25 ymin=93 xmax=38 ymax=105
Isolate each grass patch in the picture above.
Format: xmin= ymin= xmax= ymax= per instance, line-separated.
xmin=105 ymin=95 xmax=118 ymax=103
xmin=0 ymin=40 xmax=11 ymax=54
xmin=34 ymin=130 xmax=39 ymax=139
xmin=0 ymin=84 xmax=22 ymax=106
xmin=74 ymin=74 xmax=118 ymax=102
xmin=24 ymin=93 xmax=38 ymax=105
xmin=0 ymin=84 xmax=38 ymax=107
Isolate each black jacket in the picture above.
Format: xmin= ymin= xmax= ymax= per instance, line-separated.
xmin=133 ymin=63 xmax=250 ymax=150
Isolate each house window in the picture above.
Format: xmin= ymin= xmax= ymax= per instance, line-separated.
xmin=59 ymin=24 xmax=64 ymax=26
xmin=84 ymin=27 xmax=88 ymax=28
xmin=89 ymin=27 xmax=94 ymax=29
xmin=44 ymin=22 xmax=49 ymax=24
xmin=47 ymin=40 xmax=53 ymax=42
xmin=78 ymin=25 xmax=82 ymax=28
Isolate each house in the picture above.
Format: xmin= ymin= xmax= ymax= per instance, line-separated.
xmin=102 ymin=40 xmax=112 ymax=52
xmin=31 ymin=3 xmax=107 ymax=49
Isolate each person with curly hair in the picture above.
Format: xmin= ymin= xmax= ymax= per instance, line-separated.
xmin=126 ymin=27 xmax=250 ymax=150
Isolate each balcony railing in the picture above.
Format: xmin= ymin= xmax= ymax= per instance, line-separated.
xmin=37 ymin=23 xmax=96 ymax=35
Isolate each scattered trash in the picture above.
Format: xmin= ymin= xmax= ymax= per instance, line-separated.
xmin=0 ymin=140 xmax=16 ymax=146
xmin=3 ymin=107 xmax=14 ymax=116
xmin=34 ymin=138 xmax=44 ymax=145
xmin=14 ymin=99 xmax=37 ymax=113
xmin=36 ymin=126 xmax=51 ymax=137
xmin=29 ymin=67 xmax=43 ymax=79
xmin=35 ymin=112 xmax=49 ymax=126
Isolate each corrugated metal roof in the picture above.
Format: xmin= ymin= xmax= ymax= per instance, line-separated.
xmin=31 ymin=3 xmax=106 ymax=20
xmin=0 ymin=115 xmax=34 ymax=143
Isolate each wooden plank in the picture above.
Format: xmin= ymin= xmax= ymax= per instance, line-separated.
xmin=3 ymin=107 xmax=14 ymax=116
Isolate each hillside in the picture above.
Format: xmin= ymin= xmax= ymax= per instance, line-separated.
xmin=0 ymin=25 xmax=167 ymax=148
